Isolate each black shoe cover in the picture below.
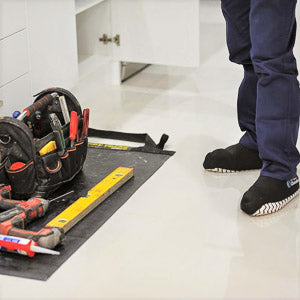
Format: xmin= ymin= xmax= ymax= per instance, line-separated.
xmin=203 ymin=143 xmax=262 ymax=173
xmin=241 ymin=176 xmax=299 ymax=216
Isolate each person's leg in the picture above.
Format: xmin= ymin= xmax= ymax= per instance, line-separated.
xmin=221 ymin=0 xmax=258 ymax=150
xmin=203 ymin=0 xmax=262 ymax=172
xmin=241 ymin=0 xmax=300 ymax=216
xmin=250 ymin=0 xmax=300 ymax=180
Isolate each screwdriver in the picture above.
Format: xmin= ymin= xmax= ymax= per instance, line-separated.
xmin=80 ymin=108 xmax=90 ymax=140
xmin=49 ymin=113 xmax=66 ymax=155
xmin=17 ymin=92 xmax=58 ymax=121
xmin=69 ymin=111 xmax=78 ymax=147
xmin=39 ymin=141 xmax=57 ymax=156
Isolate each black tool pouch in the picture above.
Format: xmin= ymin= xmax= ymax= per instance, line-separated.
xmin=0 ymin=88 xmax=88 ymax=200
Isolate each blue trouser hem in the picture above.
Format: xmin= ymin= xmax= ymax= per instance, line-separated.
xmin=260 ymin=170 xmax=297 ymax=182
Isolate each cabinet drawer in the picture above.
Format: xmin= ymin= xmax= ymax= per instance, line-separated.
xmin=0 ymin=74 xmax=31 ymax=117
xmin=112 ymin=0 xmax=200 ymax=67
xmin=0 ymin=0 xmax=27 ymax=40
xmin=0 ymin=30 xmax=29 ymax=87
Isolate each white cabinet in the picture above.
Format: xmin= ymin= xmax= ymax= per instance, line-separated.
xmin=0 ymin=0 xmax=79 ymax=115
xmin=0 ymin=30 xmax=29 ymax=87
xmin=111 ymin=0 xmax=200 ymax=67
xmin=0 ymin=0 xmax=27 ymax=40
xmin=0 ymin=0 xmax=30 ymax=115
xmin=75 ymin=0 xmax=200 ymax=82
xmin=76 ymin=0 xmax=112 ymax=78
xmin=0 ymin=74 xmax=31 ymax=116
xmin=26 ymin=0 xmax=79 ymax=94
xmin=75 ymin=0 xmax=106 ymax=14
xmin=0 ymin=0 xmax=201 ymax=102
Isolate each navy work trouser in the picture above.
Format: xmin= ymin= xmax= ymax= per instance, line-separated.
xmin=221 ymin=0 xmax=300 ymax=180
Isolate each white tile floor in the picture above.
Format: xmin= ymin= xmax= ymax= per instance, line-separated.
xmin=2 ymin=1 xmax=300 ymax=299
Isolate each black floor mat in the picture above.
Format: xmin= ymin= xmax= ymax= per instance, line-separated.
xmin=0 ymin=147 xmax=174 ymax=281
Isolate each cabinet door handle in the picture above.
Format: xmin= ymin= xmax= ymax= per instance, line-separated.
xmin=99 ymin=34 xmax=120 ymax=46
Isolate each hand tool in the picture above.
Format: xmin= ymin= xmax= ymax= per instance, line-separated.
xmin=17 ymin=92 xmax=58 ymax=121
xmin=88 ymin=142 xmax=130 ymax=151
xmin=59 ymin=96 xmax=70 ymax=124
xmin=35 ymin=110 xmax=42 ymax=120
xmin=39 ymin=141 xmax=57 ymax=156
xmin=0 ymin=187 xmax=63 ymax=250
xmin=33 ymin=110 xmax=42 ymax=136
xmin=12 ymin=111 xmax=21 ymax=118
xmin=80 ymin=108 xmax=90 ymax=140
xmin=0 ymin=186 xmax=76 ymax=251
xmin=26 ymin=121 xmax=33 ymax=130
xmin=46 ymin=167 xmax=134 ymax=234
xmin=0 ymin=167 xmax=133 ymax=255
xmin=69 ymin=111 xmax=78 ymax=147
xmin=0 ymin=234 xmax=60 ymax=257
xmin=49 ymin=113 xmax=66 ymax=155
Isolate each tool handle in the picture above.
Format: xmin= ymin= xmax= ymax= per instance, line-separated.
xmin=4 ymin=226 xmax=63 ymax=250
xmin=0 ymin=185 xmax=23 ymax=210
xmin=23 ymin=94 xmax=55 ymax=118
xmin=50 ymin=114 xmax=66 ymax=154
xmin=70 ymin=111 xmax=78 ymax=142
xmin=80 ymin=108 xmax=90 ymax=140
xmin=59 ymin=96 xmax=70 ymax=124
xmin=49 ymin=113 xmax=62 ymax=130
xmin=0 ymin=189 xmax=63 ymax=249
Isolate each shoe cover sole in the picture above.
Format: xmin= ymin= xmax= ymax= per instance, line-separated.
xmin=205 ymin=168 xmax=261 ymax=173
xmin=252 ymin=190 xmax=299 ymax=216
xmin=206 ymin=168 xmax=240 ymax=173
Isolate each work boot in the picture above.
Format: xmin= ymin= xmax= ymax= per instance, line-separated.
xmin=203 ymin=143 xmax=262 ymax=173
xmin=241 ymin=176 xmax=299 ymax=216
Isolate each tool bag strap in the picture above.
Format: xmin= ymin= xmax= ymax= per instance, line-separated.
xmin=88 ymin=128 xmax=170 ymax=154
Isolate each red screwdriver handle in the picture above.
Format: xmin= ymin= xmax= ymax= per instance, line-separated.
xmin=69 ymin=111 xmax=78 ymax=144
xmin=23 ymin=94 xmax=55 ymax=118
xmin=80 ymin=108 xmax=90 ymax=140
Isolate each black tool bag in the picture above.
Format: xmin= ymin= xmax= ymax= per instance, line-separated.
xmin=0 ymin=88 xmax=88 ymax=200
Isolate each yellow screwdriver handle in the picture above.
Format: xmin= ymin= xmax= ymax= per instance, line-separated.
xmin=39 ymin=141 xmax=57 ymax=156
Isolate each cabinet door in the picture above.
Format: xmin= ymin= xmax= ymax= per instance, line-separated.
xmin=26 ymin=0 xmax=78 ymax=94
xmin=0 ymin=30 xmax=29 ymax=87
xmin=0 ymin=74 xmax=31 ymax=116
xmin=111 ymin=0 xmax=200 ymax=67
xmin=0 ymin=0 xmax=27 ymax=40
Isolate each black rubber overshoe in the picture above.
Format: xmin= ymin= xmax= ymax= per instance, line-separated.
xmin=203 ymin=143 xmax=262 ymax=173
xmin=241 ymin=176 xmax=299 ymax=216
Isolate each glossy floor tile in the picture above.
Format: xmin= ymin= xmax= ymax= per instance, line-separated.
xmin=2 ymin=1 xmax=300 ymax=299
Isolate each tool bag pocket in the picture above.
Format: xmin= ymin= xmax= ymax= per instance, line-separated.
xmin=0 ymin=87 xmax=88 ymax=199
xmin=5 ymin=160 xmax=36 ymax=196
xmin=37 ymin=152 xmax=63 ymax=187
xmin=67 ymin=139 xmax=88 ymax=175
xmin=36 ymin=139 xmax=88 ymax=191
